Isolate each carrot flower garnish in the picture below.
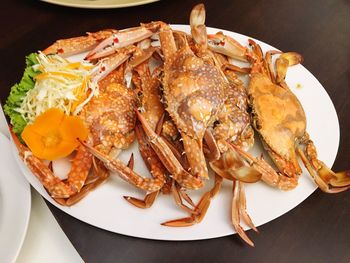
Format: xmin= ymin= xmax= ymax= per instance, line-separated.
xmin=22 ymin=108 xmax=88 ymax=160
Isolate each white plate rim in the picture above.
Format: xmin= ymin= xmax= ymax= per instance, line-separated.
xmin=0 ymin=133 xmax=31 ymax=262
xmin=10 ymin=24 xmax=340 ymax=241
xmin=40 ymin=0 xmax=159 ymax=9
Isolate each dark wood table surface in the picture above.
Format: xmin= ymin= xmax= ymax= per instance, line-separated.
xmin=1 ymin=0 xmax=349 ymax=262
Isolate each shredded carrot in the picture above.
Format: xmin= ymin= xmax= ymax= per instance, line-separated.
xmin=35 ymin=71 xmax=80 ymax=80
xmin=71 ymin=76 xmax=89 ymax=113
xmin=66 ymin=62 xmax=82 ymax=69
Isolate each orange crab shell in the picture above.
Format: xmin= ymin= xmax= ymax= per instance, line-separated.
xmin=249 ymin=72 xmax=306 ymax=175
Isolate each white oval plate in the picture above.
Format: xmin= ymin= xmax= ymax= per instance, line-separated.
xmin=40 ymin=0 xmax=159 ymax=9
xmin=12 ymin=25 xmax=339 ymax=241
xmin=0 ymin=133 xmax=31 ymax=262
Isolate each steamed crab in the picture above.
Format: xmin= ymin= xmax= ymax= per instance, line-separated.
xmin=209 ymin=29 xmax=350 ymax=192
xmin=12 ymin=36 xmax=168 ymax=204
xmin=153 ymin=4 xmax=261 ymax=246
xmin=246 ymin=40 xmax=350 ymax=192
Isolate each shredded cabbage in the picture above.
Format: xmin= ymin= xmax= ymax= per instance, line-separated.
xmin=16 ymin=52 xmax=96 ymax=123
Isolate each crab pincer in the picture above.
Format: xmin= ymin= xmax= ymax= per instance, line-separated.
xmin=11 ymin=128 xmax=92 ymax=199
xmin=123 ymin=49 xmax=169 ymax=208
xmin=43 ymin=29 xmax=117 ymax=57
xmin=136 ymin=110 xmax=204 ymax=190
xmin=79 ymin=139 xmax=166 ymax=192
xmin=86 ymin=22 xmax=164 ymax=60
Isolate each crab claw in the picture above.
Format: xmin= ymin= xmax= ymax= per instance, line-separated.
xmin=122 ymin=124 xmax=167 ymax=208
xmin=318 ymin=165 xmax=350 ymax=191
xmin=297 ymin=146 xmax=350 ymax=193
xmin=275 ymin=57 xmax=289 ymax=84
xmin=203 ymin=129 xmax=220 ymax=162
xmin=136 ymin=110 xmax=204 ymax=190
xmin=10 ymin=129 xmax=87 ymax=199
xmin=43 ymin=29 xmax=117 ymax=57
xmin=274 ymin=52 xmax=303 ymax=85
xmin=79 ymin=139 xmax=164 ymax=192
xmin=208 ymin=32 xmax=250 ymax=62
xmin=230 ymin=143 xmax=298 ymax=190
xmin=210 ymin=142 xmax=261 ymax=183
xmin=56 ymin=158 xmax=110 ymax=206
xmin=190 ymin=3 xmax=207 ymax=48
xmin=91 ymin=46 xmax=135 ymax=82
xmin=280 ymin=52 xmax=303 ymax=66
xmin=123 ymin=151 xmax=160 ymax=209
xmin=86 ymin=22 xmax=163 ymax=60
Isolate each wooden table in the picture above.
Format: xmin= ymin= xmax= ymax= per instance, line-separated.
xmin=1 ymin=0 xmax=349 ymax=262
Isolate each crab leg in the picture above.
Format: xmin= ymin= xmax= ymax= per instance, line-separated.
xmin=207 ymin=130 xmax=261 ymax=184
xmin=123 ymin=49 xmax=168 ymax=208
xmin=124 ymin=118 xmax=188 ymax=209
xmin=162 ymin=173 xmax=223 ymax=227
xmin=11 ymin=129 xmax=92 ymax=199
xmin=124 ymin=191 xmax=159 ymax=209
xmin=230 ymin=143 xmax=299 ymax=190
xmin=297 ymin=135 xmax=350 ymax=193
xmin=238 ymin=182 xmax=258 ymax=232
xmin=274 ymin=52 xmax=303 ymax=86
xmin=132 ymin=47 xmax=165 ymax=129
xmin=86 ymin=22 xmax=163 ymax=60
xmin=181 ymin=133 xmax=209 ymax=179
xmin=178 ymin=186 xmax=196 ymax=207
xmin=123 ymin=125 xmax=167 ymax=204
xmin=231 ymin=180 xmax=256 ymax=247
xmin=247 ymin=39 xmax=267 ymax=74
xmin=264 ymin=51 xmax=280 ymax=83
xmin=136 ymin=110 xmax=203 ymax=189
xmin=170 ymin=182 xmax=198 ymax=215
xmin=222 ymin=63 xmax=251 ymax=74
xmin=129 ymin=46 xmax=157 ymax=68
xmin=123 ymin=152 xmax=161 ymax=209
xmin=203 ymin=129 xmax=220 ymax=161
xmin=43 ymin=29 xmax=117 ymax=57
xmin=162 ymin=135 xmax=197 ymax=209
xmin=80 ymin=139 xmax=165 ymax=192
xmin=54 ymin=157 xmax=110 ymax=206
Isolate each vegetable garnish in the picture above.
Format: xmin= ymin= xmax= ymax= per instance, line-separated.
xmin=16 ymin=52 xmax=94 ymax=124
xmin=4 ymin=52 xmax=98 ymax=138
xmin=22 ymin=108 xmax=88 ymax=160
xmin=4 ymin=53 xmax=40 ymax=135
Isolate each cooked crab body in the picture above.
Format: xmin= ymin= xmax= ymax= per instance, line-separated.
xmin=249 ymin=73 xmax=307 ymax=176
xmin=164 ymin=48 xmax=226 ymax=140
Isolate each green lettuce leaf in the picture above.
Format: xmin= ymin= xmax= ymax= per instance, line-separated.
xmin=3 ymin=53 xmax=40 ymax=135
